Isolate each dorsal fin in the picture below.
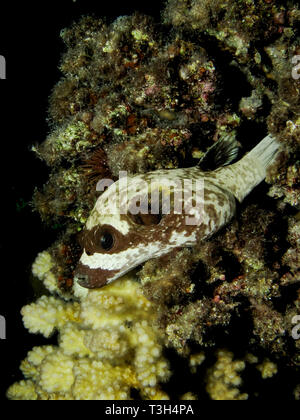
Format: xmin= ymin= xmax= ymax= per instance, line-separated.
xmin=197 ymin=133 xmax=240 ymax=171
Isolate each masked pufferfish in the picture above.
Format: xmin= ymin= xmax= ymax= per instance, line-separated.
xmin=75 ymin=133 xmax=280 ymax=289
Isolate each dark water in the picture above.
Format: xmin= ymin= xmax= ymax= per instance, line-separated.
xmin=0 ymin=0 xmax=163 ymax=401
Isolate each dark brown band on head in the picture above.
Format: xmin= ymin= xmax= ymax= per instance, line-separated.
xmin=75 ymin=262 xmax=118 ymax=289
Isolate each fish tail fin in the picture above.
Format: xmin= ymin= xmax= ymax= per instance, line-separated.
xmin=247 ymin=133 xmax=280 ymax=173
xmin=232 ymin=134 xmax=280 ymax=201
xmin=214 ymin=134 xmax=280 ymax=202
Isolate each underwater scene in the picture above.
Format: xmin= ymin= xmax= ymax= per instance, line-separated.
xmin=1 ymin=0 xmax=300 ymax=402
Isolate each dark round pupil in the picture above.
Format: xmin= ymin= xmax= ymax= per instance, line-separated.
xmin=100 ymin=232 xmax=114 ymax=250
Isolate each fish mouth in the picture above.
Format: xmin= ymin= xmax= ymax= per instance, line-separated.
xmin=74 ymin=262 xmax=118 ymax=289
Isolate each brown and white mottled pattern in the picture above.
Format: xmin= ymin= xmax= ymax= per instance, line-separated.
xmin=75 ymin=134 xmax=279 ymax=289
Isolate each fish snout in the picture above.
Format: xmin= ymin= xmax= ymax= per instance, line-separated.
xmin=75 ymin=272 xmax=91 ymax=289
xmin=74 ymin=261 xmax=116 ymax=289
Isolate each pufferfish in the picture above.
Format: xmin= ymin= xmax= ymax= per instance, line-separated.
xmin=75 ymin=134 xmax=279 ymax=289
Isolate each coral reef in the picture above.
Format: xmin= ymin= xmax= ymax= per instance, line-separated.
xmin=8 ymin=0 xmax=300 ymax=400
xmin=8 ymin=273 xmax=170 ymax=400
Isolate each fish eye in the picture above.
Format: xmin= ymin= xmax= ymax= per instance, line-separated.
xmin=100 ymin=231 xmax=114 ymax=250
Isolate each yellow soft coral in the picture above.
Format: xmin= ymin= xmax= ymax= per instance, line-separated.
xmin=206 ymin=349 xmax=248 ymax=400
xmin=21 ymin=296 xmax=80 ymax=338
xmin=31 ymin=251 xmax=71 ymax=298
xmin=7 ymin=380 xmax=38 ymax=401
xmin=7 ymin=273 xmax=170 ymax=400
xmin=257 ymin=359 xmax=278 ymax=379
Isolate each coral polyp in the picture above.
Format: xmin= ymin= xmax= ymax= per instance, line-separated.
xmin=80 ymin=147 xmax=112 ymax=187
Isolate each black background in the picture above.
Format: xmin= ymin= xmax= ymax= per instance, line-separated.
xmin=0 ymin=0 xmax=164 ymax=400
